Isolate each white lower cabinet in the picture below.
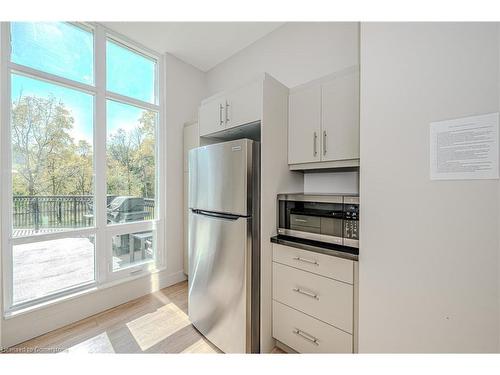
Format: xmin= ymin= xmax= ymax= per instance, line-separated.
xmin=272 ymin=243 xmax=357 ymax=353
xmin=273 ymin=243 xmax=354 ymax=284
xmin=273 ymin=301 xmax=352 ymax=353
xmin=273 ymin=262 xmax=353 ymax=333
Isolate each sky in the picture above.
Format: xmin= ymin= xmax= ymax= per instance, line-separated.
xmin=10 ymin=22 xmax=156 ymax=145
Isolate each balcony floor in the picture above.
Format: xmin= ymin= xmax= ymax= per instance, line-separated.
xmin=12 ymin=232 xmax=149 ymax=305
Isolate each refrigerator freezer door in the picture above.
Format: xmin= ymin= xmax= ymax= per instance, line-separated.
xmin=189 ymin=139 xmax=252 ymax=217
xmin=188 ymin=210 xmax=252 ymax=353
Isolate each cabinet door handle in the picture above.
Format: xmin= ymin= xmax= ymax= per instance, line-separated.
xmin=219 ymin=104 xmax=224 ymax=126
xmin=323 ymin=130 xmax=327 ymax=156
xmin=313 ymin=132 xmax=318 ymax=157
xmin=293 ymin=328 xmax=319 ymax=346
xmin=293 ymin=256 xmax=319 ymax=266
xmin=225 ymin=101 xmax=230 ymax=123
xmin=293 ymin=287 xmax=319 ymax=300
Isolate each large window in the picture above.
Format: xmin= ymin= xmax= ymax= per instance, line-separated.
xmin=1 ymin=22 xmax=164 ymax=312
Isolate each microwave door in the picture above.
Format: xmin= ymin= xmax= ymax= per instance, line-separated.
xmin=278 ymin=198 xmax=344 ymax=245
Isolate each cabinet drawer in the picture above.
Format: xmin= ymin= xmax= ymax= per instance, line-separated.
xmin=290 ymin=214 xmax=320 ymax=228
xmin=272 ymin=243 xmax=353 ymax=284
xmin=273 ymin=301 xmax=352 ymax=353
xmin=273 ymin=262 xmax=353 ymax=333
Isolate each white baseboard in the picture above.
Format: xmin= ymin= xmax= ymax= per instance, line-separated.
xmin=1 ymin=269 xmax=187 ymax=348
xmin=160 ymin=269 xmax=187 ymax=286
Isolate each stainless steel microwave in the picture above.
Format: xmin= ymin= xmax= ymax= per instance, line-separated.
xmin=277 ymin=194 xmax=359 ymax=248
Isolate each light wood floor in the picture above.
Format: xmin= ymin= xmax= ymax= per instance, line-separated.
xmin=7 ymin=281 xmax=285 ymax=354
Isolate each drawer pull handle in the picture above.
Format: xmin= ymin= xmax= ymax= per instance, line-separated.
xmin=293 ymin=328 xmax=319 ymax=346
xmin=293 ymin=256 xmax=319 ymax=266
xmin=292 ymin=287 xmax=319 ymax=300
xmin=294 ymin=218 xmax=308 ymax=223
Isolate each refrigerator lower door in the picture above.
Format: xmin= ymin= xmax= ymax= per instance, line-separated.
xmin=188 ymin=210 xmax=253 ymax=353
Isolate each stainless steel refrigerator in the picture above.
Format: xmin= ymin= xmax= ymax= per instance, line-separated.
xmin=188 ymin=138 xmax=260 ymax=353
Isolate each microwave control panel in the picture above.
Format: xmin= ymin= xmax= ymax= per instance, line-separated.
xmin=343 ymin=204 xmax=359 ymax=240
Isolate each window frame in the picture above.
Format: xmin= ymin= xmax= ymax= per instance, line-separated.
xmin=0 ymin=22 xmax=166 ymax=313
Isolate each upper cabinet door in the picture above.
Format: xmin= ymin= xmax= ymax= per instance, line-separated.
xmin=199 ymin=96 xmax=225 ymax=137
xmin=321 ymin=69 xmax=359 ymax=162
xmin=288 ymin=85 xmax=322 ymax=164
xmin=225 ymin=79 xmax=262 ymax=129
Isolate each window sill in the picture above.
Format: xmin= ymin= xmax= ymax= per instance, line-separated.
xmin=3 ymin=266 xmax=167 ymax=320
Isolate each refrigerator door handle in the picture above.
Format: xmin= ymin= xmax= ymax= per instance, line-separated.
xmin=191 ymin=209 xmax=242 ymax=221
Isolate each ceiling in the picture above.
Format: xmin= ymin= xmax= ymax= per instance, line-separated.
xmin=101 ymin=22 xmax=284 ymax=71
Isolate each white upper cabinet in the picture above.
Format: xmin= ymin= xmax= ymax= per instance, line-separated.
xmin=288 ymin=85 xmax=321 ymax=164
xmin=225 ymin=79 xmax=262 ymax=129
xmin=288 ymin=66 xmax=360 ymax=169
xmin=199 ymin=78 xmax=263 ymax=137
xmin=199 ymin=95 xmax=225 ymax=137
xmin=321 ymin=70 xmax=359 ymax=162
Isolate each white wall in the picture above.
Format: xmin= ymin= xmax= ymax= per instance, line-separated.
xmin=359 ymin=22 xmax=499 ymax=352
xmin=304 ymin=172 xmax=359 ymax=194
xmin=206 ymin=22 xmax=359 ymax=95
xmin=206 ymin=22 xmax=360 ymax=194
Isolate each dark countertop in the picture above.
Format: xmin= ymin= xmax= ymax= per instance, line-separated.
xmin=270 ymin=235 xmax=359 ymax=261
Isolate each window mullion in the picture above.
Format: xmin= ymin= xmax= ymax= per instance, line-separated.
xmin=11 ymin=227 xmax=97 ymax=246
xmin=94 ymin=25 xmax=108 ymax=284
xmin=1 ymin=21 xmax=14 ymax=313
xmin=105 ymin=90 xmax=160 ymax=112
xmin=9 ymin=62 xmax=97 ymax=96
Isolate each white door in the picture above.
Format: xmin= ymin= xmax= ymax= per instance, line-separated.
xmin=183 ymin=122 xmax=199 ymax=173
xmin=183 ymin=122 xmax=199 ymax=275
xmin=199 ymin=96 xmax=225 ymax=136
xmin=225 ymin=79 xmax=262 ymax=129
xmin=288 ymin=85 xmax=322 ymax=164
xmin=321 ymin=69 xmax=359 ymax=162
xmin=183 ymin=171 xmax=189 ymax=275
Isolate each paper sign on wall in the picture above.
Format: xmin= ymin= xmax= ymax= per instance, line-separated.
xmin=430 ymin=113 xmax=499 ymax=180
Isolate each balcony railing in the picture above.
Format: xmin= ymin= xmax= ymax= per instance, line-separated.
xmin=13 ymin=195 xmax=155 ymax=230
